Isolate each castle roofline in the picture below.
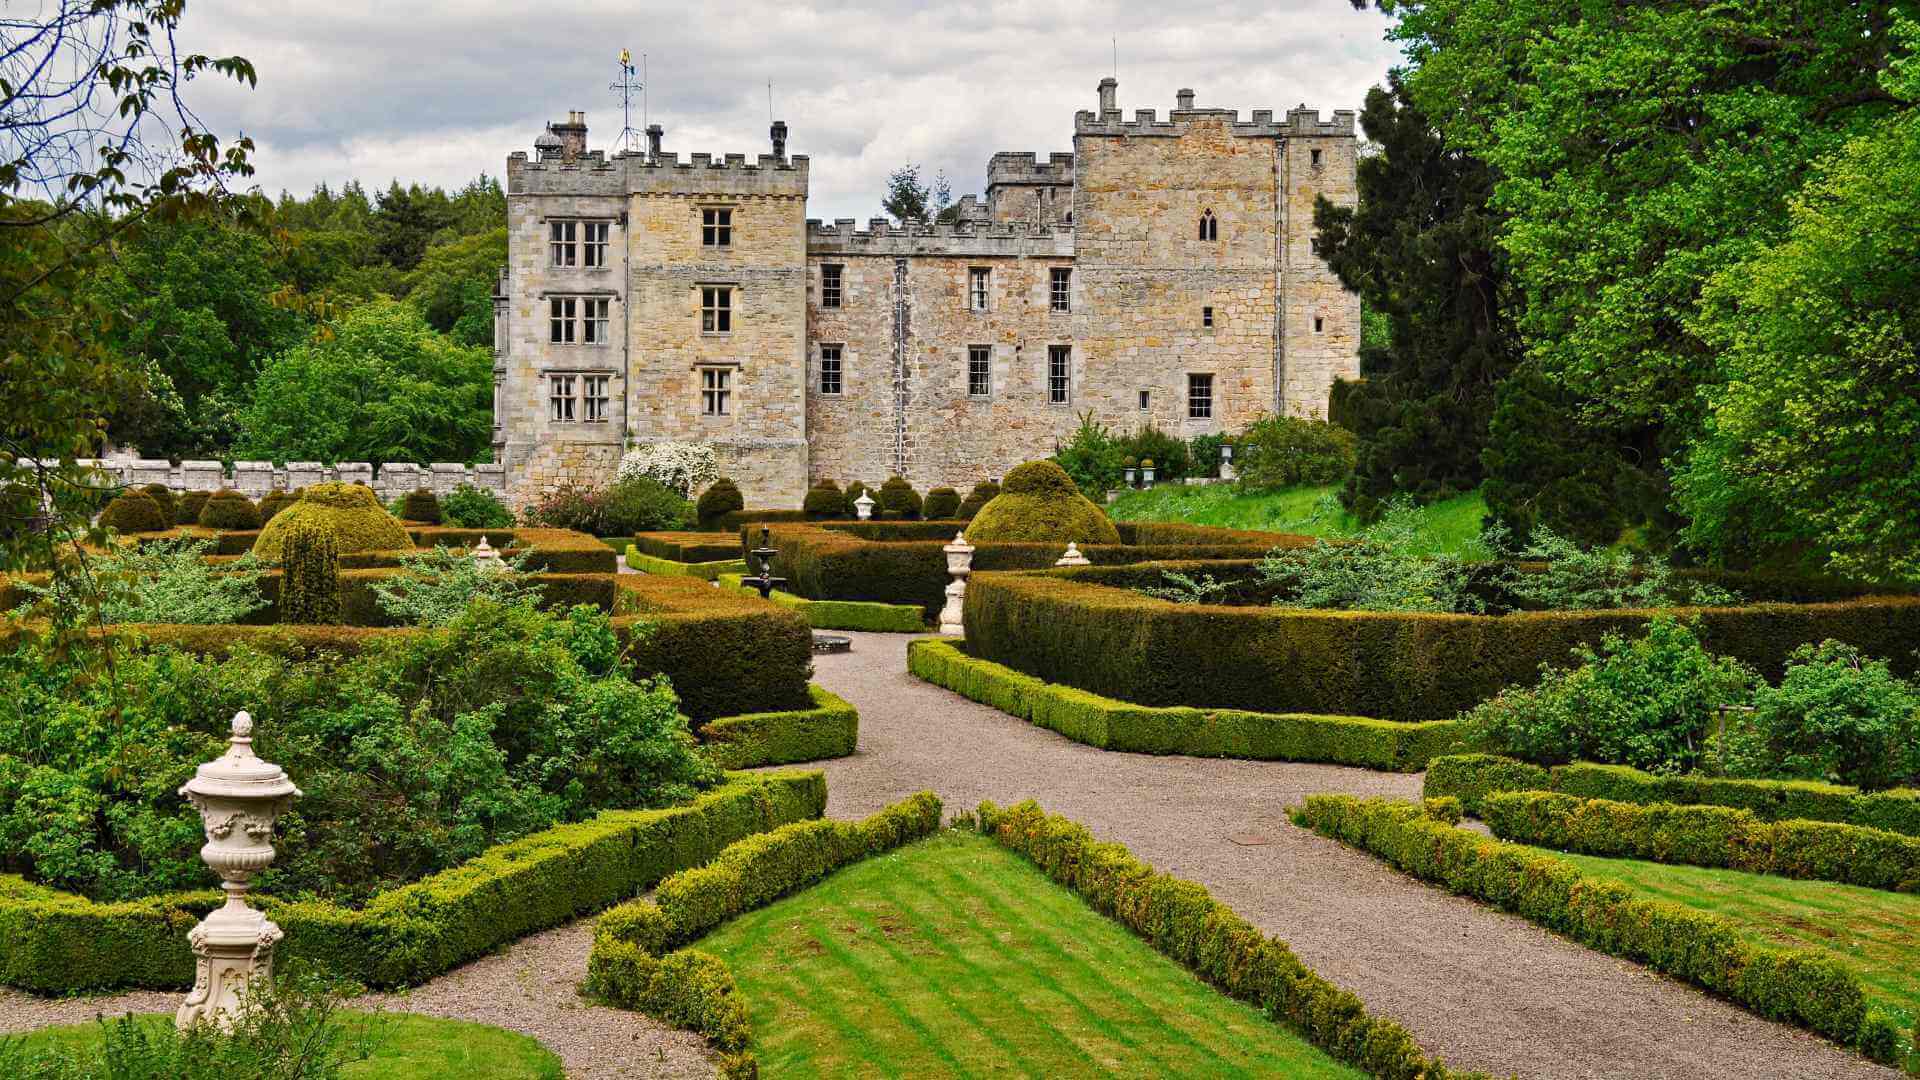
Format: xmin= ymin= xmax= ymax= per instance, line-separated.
xmin=1073 ymin=104 xmax=1355 ymax=139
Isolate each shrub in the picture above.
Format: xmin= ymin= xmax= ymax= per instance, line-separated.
xmin=841 ymin=481 xmax=873 ymax=517
xmin=964 ymin=461 xmax=1120 ymax=545
xmin=97 ymin=491 xmax=169 ymax=534
xmin=1234 ymin=414 xmax=1357 ymax=491
xmin=603 ymin=476 xmax=695 ymax=535
xmin=922 ymin=486 xmax=961 ymax=520
xmin=197 ymin=488 xmax=261 ymax=530
xmin=440 ymin=483 xmax=515 ymax=528
xmin=802 ymin=480 xmax=845 ymax=520
xmin=399 ymin=488 xmax=442 ymax=524
xmin=956 ymin=479 xmax=999 ymax=519
xmin=520 ymin=481 xmax=606 ymax=535
xmin=617 ymin=441 xmax=720 ymax=499
xmin=258 ymin=488 xmax=300 ymax=523
xmin=1495 ymin=525 xmax=1740 ymax=610
xmin=175 ymin=489 xmax=209 ymax=526
xmin=1422 ymin=753 xmax=1552 ymax=815
xmin=253 ymin=483 xmax=410 ymax=560
xmin=1259 ymin=499 xmax=1479 ymax=613
xmin=369 ymin=545 xmax=543 ymax=627
xmin=138 ymin=483 xmax=179 ymax=524
xmin=1137 ymin=569 xmax=1237 ymax=604
xmin=280 ymin=519 xmax=341 ymax=624
xmin=1050 ymin=411 xmax=1125 ymax=498
xmin=877 ymin=475 xmax=922 ymax=519
xmin=696 ymin=478 xmax=744 ymax=529
xmin=1119 ymin=423 xmax=1190 ymax=481
xmin=698 ymin=685 xmax=860 ymax=769
xmin=1188 ymin=432 xmax=1225 ymax=479
xmin=1723 ymin=641 xmax=1920 ymax=791
xmin=8 ymin=537 xmax=267 ymax=626
xmin=1462 ymin=616 xmax=1757 ymax=772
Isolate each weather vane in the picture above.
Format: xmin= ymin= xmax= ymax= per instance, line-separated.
xmin=611 ymin=48 xmax=645 ymax=155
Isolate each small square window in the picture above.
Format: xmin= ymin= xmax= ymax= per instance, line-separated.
xmin=1050 ymin=267 xmax=1071 ymax=313
xmin=583 ymin=222 xmax=610 ymax=267
xmin=1138 ymin=389 xmax=1150 ymax=411
xmin=549 ymin=297 xmax=576 ymax=344
xmin=819 ymin=345 xmax=843 ymax=395
xmin=1188 ymin=373 xmax=1213 ymax=420
xmin=582 ymin=297 xmax=610 ymax=344
xmin=1313 ymin=316 xmax=1325 ymax=333
xmin=701 ymin=368 xmax=732 ymax=416
xmin=549 ymin=221 xmax=576 ymax=267
xmin=548 ymin=374 xmax=576 ymax=422
xmin=968 ymin=268 xmax=990 ymax=312
xmin=967 ymin=346 xmax=992 ymax=397
xmin=702 ymin=208 xmax=732 ymax=247
xmin=701 ymin=287 xmax=732 ymax=334
xmin=821 ymin=264 xmax=843 ymax=309
xmin=1047 ymin=345 xmax=1070 ymax=405
xmin=1202 ymin=306 xmax=1214 ymax=329
xmin=583 ymin=374 xmax=610 ymax=422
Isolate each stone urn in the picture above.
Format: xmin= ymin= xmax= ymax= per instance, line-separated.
xmin=176 ymin=711 xmax=302 ymax=1030
xmin=940 ymin=532 xmax=974 ymax=636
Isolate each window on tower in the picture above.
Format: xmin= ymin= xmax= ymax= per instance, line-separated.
xmin=1198 ymin=209 xmax=1218 ymax=241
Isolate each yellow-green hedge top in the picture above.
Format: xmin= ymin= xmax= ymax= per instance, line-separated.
xmin=252 ymin=482 xmax=411 ymax=560
xmin=966 ymin=460 xmax=1120 ymax=545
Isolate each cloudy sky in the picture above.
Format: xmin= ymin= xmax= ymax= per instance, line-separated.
xmin=180 ymin=1 xmax=1404 ymax=222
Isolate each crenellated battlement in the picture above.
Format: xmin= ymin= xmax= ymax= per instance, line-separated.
xmin=805 ymin=216 xmax=1072 ymax=257
xmin=986 ymin=151 xmax=1075 ymax=186
xmin=1074 ymin=103 xmax=1355 ymax=140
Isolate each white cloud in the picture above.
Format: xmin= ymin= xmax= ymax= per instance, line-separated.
xmin=179 ymin=0 xmax=1403 ymax=220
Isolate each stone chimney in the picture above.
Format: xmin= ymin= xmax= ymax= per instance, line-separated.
xmin=645 ymin=123 xmax=664 ymax=162
xmin=1097 ymin=77 xmax=1118 ymax=115
xmin=553 ymin=110 xmax=588 ymax=160
xmin=770 ymin=119 xmax=788 ymax=162
xmin=1176 ymin=88 xmax=1195 ymax=111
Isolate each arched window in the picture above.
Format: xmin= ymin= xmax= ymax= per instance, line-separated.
xmin=1198 ymin=209 xmax=1218 ymax=241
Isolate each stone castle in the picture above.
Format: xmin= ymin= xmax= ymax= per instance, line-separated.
xmin=492 ymin=79 xmax=1359 ymax=505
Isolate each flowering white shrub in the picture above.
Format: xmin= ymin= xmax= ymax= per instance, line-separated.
xmin=617 ymin=441 xmax=720 ymax=498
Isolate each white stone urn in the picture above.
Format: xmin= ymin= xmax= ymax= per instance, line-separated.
xmin=854 ymin=491 xmax=876 ymax=520
xmin=939 ymin=532 xmax=974 ymax=636
xmin=176 ymin=711 xmax=302 ymax=1030
xmin=472 ymin=535 xmax=505 ymax=570
xmin=1056 ymin=542 xmax=1091 ymax=567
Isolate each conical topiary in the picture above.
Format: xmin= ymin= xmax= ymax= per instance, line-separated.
xmin=198 ymin=488 xmax=262 ymax=530
xmin=696 ymin=477 xmax=744 ymax=529
xmin=963 ymin=460 xmax=1120 ymax=545
xmin=400 ymin=488 xmax=442 ymax=524
xmin=176 ymin=489 xmax=210 ymax=526
xmin=877 ymin=476 xmax=922 ymax=520
xmin=923 ymin=486 xmax=961 ymax=520
xmin=140 ymin=483 xmax=179 ymax=524
xmin=252 ymin=481 xmax=410 ymax=560
xmin=98 ymin=491 xmax=169 ymax=534
xmin=803 ymin=480 xmax=845 ymax=520
xmin=957 ymin=479 xmax=1000 ymax=519
xmin=279 ymin=519 xmax=341 ymax=624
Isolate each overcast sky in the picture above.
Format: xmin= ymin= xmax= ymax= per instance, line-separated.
xmin=181 ymin=1 xmax=1403 ymax=222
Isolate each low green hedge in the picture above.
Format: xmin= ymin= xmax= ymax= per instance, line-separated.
xmin=965 ymin=564 xmax=1920 ymax=722
xmin=133 ymin=526 xmax=616 ymax=573
xmin=979 ymin=800 xmax=1476 ymax=1080
xmin=0 ymin=771 xmax=825 ymax=995
xmin=718 ymin=573 xmax=925 ymax=632
xmin=626 ymin=549 xmax=748 ymax=581
xmin=1425 ymin=753 xmax=1920 ymax=835
xmin=1483 ymin=791 xmax=1920 ymax=892
xmin=909 ymin=638 xmax=1462 ymax=770
xmin=699 ymin=684 xmax=859 ymax=769
xmin=1292 ymin=795 xmax=1903 ymax=1063
xmin=631 ymin=531 xmax=745 ymax=563
xmin=585 ymin=793 xmax=944 ymax=1079
xmin=715 ymin=508 xmax=810 ymax=533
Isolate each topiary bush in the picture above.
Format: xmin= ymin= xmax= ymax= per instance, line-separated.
xmin=258 ymin=488 xmax=301 ymax=524
xmin=252 ymin=482 xmax=411 ymax=560
xmin=139 ymin=483 xmax=178 ymax=524
xmin=441 ymin=484 xmax=516 ymax=528
xmin=196 ymin=489 xmax=261 ymax=531
xmin=97 ymin=491 xmax=169 ymax=534
xmin=923 ymin=486 xmax=961 ymax=520
xmin=964 ymin=461 xmax=1120 ymax=545
xmin=957 ymin=480 xmax=1000 ymax=519
xmin=175 ymin=489 xmax=209 ymax=526
xmin=803 ymin=480 xmax=845 ymax=520
xmin=400 ymin=488 xmax=442 ymax=524
xmin=877 ymin=476 xmax=922 ymax=520
xmin=697 ymin=478 xmax=744 ymax=529
xmin=280 ymin=519 xmax=341 ymax=624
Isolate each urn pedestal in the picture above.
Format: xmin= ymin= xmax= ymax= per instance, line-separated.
xmin=939 ymin=532 xmax=974 ymax=637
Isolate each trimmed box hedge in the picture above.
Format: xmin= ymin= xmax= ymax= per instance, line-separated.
xmin=714 ymin=508 xmax=810 ymax=533
xmin=132 ymin=526 xmax=617 ymax=573
xmin=0 ymin=771 xmax=825 ymax=995
xmin=630 ymin=531 xmax=745 ymax=563
xmin=585 ymin=793 xmax=945 ymax=1078
xmin=718 ymin=573 xmax=926 ymax=632
xmin=964 ymin=563 xmax=1920 ymax=722
xmin=699 ymin=684 xmax=860 ymax=770
xmin=1425 ymin=753 xmax=1920 ymax=836
xmin=626 ymin=549 xmax=749 ymax=581
xmin=909 ymin=637 xmax=1461 ymax=771
xmin=1482 ymin=791 xmax=1920 ymax=892
xmin=1292 ymin=794 xmax=1903 ymax=1063
xmin=979 ymin=800 xmax=1477 ymax=1080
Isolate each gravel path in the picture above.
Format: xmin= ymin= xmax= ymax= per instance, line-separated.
xmin=794 ymin=630 xmax=1896 ymax=1080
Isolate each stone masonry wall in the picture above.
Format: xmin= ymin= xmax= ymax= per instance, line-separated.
xmin=53 ymin=459 xmax=506 ymax=499
xmin=1277 ymin=109 xmax=1362 ymax=416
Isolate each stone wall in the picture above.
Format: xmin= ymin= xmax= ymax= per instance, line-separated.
xmin=51 ymin=459 xmax=506 ymax=499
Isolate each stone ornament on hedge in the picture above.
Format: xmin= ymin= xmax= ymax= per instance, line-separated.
xmin=1055 ymin=542 xmax=1090 ymax=567
xmin=176 ymin=711 xmax=301 ymax=1030
xmin=941 ymin=532 xmax=974 ymax=636
xmin=854 ymin=491 xmax=875 ymax=520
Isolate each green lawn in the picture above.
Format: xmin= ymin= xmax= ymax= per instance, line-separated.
xmin=8 ymin=1012 xmax=563 ymax=1079
xmin=1542 ymin=848 xmax=1920 ymax=1030
xmin=1108 ymin=483 xmax=1489 ymax=559
xmin=700 ymin=831 xmax=1362 ymax=1079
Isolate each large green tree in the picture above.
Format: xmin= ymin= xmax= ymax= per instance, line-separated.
xmin=1313 ymin=80 xmax=1518 ymax=521
xmin=236 ymin=299 xmax=492 ymax=465
xmin=405 ymin=227 xmax=507 ymax=348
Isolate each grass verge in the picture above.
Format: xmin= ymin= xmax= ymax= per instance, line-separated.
xmin=1107 ymin=483 xmax=1488 ymax=559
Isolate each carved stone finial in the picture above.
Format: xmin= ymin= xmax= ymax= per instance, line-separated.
xmin=231 ymin=710 xmax=252 ymax=740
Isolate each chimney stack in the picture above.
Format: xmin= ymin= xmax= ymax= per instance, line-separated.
xmin=552 ymin=110 xmax=588 ymax=160
xmin=770 ymin=119 xmax=788 ymax=162
xmin=1176 ymin=88 xmax=1195 ymax=111
xmin=1097 ymin=77 xmax=1118 ymax=115
xmin=645 ymin=123 xmax=664 ymax=163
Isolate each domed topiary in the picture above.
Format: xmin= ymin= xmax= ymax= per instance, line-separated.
xmin=98 ymin=491 xmax=169 ymax=534
xmin=957 ymin=479 xmax=1000 ymax=519
xmin=696 ymin=477 xmax=744 ymax=528
xmin=923 ymin=486 xmax=961 ymax=520
xmin=259 ymin=488 xmax=301 ymax=523
xmin=877 ymin=476 xmax=922 ymax=520
xmin=198 ymin=489 xmax=262 ymax=530
xmin=964 ymin=460 xmax=1120 ymax=545
xmin=140 ymin=483 xmax=179 ymax=524
xmin=176 ymin=489 xmax=210 ymax=526
xmin=252 ymin=481 xmax=411 ymax=560
xmin=803 ymin=480 xmax=845 ymax=520
xmin=842 ymin=481 xmax=874 ymax=518
xmin=400 ymin=488 xmax=442 ymax=524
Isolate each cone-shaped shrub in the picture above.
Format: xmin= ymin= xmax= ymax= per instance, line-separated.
xmin=957 ymin=479 xmax=1000 ymax=519
xmin=877 ymin=476 xmax=922 ymax=520
xmin=98 ymin=491 xmax=168 ymax=534
xmin=138 ymin=483 xmax=178 ymax=524
xmin=923 ymin=486 xmax=961 ymax=520
xmin=965 ymin=460 xmax=1119 ymax=544
xmin=400 ymin=488 xmax=442 ymax=524
xmin=280 ymin=519 xmax=341 ymax=624
xmin=176 ymin=489 xmax=210 ymax=526
xmin=697 ymin=477 xmax=744 ymax=528
xmin=803 ymin=480 xmax=845 ymax=520
xmin=197 ymin=488 xmax=262 ymax=530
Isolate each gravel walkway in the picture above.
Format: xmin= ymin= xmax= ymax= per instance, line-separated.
xmin=795 ymin=630 xmax=1896 ymax=1080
